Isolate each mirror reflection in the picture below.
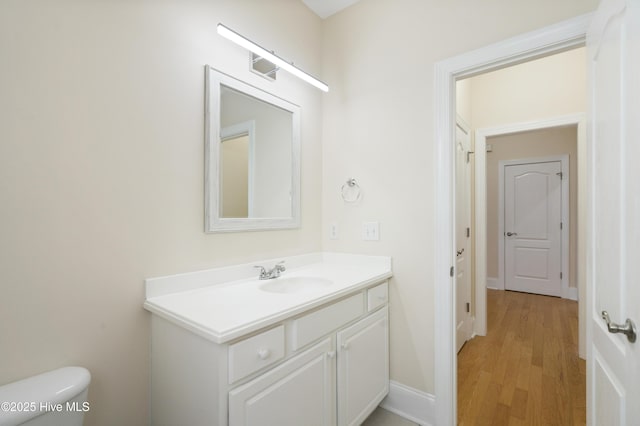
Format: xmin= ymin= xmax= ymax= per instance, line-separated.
xmin=205 ymin=66 xmax=301 ymax=233
xmin=219 ymin=86 xmax=293 ymax=218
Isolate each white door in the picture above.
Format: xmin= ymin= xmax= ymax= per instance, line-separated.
xmin=587 ymin=0 xmax=640 ymax=424
xmin=504 ymin=161 xmax=563 ymax=297
xmin=228 ymin=338 xmax=335 ymax=426
xmin=455 ymin=123 xmax=472 ymax=352
xmin=337 ymin=307 xmax=389 ymax=426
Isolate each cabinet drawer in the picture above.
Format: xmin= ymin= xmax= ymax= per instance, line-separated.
xmin=367 ymin=282 xmax=388 ymax=312
xmin=228 ymin=325 xmax=285 ymax=384
xmin=292 ymin=294 xmax=363 ymax=351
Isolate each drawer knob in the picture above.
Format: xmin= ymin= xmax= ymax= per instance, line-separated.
xmin=257 ymin=348 xmax=271 ymax=360
xmin=326 ymin=351 xmax=336 ymax=359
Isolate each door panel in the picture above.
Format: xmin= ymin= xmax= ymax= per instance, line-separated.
xmin=588 ymin=0 xmax=640 ymax=424
xmin=455 ymin=123 xmax=472 ymax=352
xmin=505 ymin=161 xmax=562 ymax=297
xmin=514 ymin=247 xmax=549 ymax=280
xmin=337 ymin=307 xmax=389 ymax=426
xmin=594 ymin=350 xmax=623 ymax=426
xmin=228 ymin=338 xmax=334 ymax=426
xmin=513 ymin=172 xmax=550 ymax=238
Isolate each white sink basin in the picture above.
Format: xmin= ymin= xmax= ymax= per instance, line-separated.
xmin=259 ymin=277 xmax=334 ymax=294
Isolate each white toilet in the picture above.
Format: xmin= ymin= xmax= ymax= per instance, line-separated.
xmin=0 ymin=367 xmax=90 ymax=426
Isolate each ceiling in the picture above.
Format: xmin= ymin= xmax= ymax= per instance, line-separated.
xmin=301 ymin=0 xmax=362 ymax=19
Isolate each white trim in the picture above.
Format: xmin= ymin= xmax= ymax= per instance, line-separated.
xmin=380 ymin=381 xmax=435 ymax=426
xmin=469 ymin=315 xmax=477 ymax=338
xmin=565 ymin=286 xmax=578 ymax=301
xmin=434 ymin=14 xmax=591 ymax=426
xmin=205 ymin=66 xmax=301 ymax=233
xmin=498 ymin=154 xmax=570 ymax=298
xmin=486 ymin=277 xmax=499 ymax=290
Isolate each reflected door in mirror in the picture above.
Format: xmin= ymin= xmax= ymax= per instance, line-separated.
xmin=220 ymin=133 xmax=249 ymax=218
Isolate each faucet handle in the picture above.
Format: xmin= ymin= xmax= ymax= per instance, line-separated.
xmin=275 ymin=261 xmax=286 ymax=272
xmin=254 ymin=265 xmax=267 ymax=278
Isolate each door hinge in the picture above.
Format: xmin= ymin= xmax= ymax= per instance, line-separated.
xmin=560 ymin=222 xmax=563 ymax=230
xmin=466 ymin=151 xmax=474 ymax=163
xmin=556 ymin=172 xmax=563 ymax=179
xmin=560 ymin=272 xmax=563 ymax=279
xmin=450 ymin=266 xmax=454 ymax=277
xmin=466 ymin=302 xmax=470 ymax=313
xmin=466 ymin=227 xmax=470 ymax=238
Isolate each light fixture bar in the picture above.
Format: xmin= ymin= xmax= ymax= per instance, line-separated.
xmin=217 ymin=23 xmax=329 ymax=93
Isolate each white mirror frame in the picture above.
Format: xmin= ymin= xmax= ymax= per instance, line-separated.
xmin=205 ymin=66 xmax=301 ymax=232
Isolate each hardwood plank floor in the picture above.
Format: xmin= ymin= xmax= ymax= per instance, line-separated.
xmin=458 ymin=290 xmax=586 ymax=426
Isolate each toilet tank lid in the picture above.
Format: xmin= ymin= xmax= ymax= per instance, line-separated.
xmin=0 ymin=367 xmax=90 ymax=425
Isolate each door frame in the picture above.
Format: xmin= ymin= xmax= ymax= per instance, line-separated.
xmin=498 ymin=154 xmax=570 ymax=296
xmin=433 ymin=13 xmax=592 ymax=426
xmin=474 ymin=115 xmax=587 ymax=357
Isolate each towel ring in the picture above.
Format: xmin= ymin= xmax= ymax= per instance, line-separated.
xmin=341 ymin=178 xmax=361 ymax=203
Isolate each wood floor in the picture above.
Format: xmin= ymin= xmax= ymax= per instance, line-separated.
xmin=457 ymin=290 xmax=586 ymax=426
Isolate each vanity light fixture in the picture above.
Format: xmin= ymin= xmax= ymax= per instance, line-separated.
xmin=217 ymin=23 xmax=329 ymax=92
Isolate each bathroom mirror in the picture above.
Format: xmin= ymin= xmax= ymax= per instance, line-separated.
xmin=205 ymin=66 xmax=300 ymax=232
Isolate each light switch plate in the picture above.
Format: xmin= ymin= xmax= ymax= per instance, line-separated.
xmin=362 ymin=222 xmax=380 ymax=241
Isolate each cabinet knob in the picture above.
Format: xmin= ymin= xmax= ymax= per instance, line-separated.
xmin=377 ymin=295 xmax=386 ymax=301
xmin=257 ymin=348 xmax=271 ymax=360
xmin=341 ymin=343 xmax=349 ymax=350
xmin=326 ymin=351 xmax=336 ymax=359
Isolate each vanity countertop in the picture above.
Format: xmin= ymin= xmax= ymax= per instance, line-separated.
xmin=144 ymin=253 xmax=392 ymax=344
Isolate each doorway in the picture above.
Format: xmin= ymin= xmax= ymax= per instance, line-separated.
xmin=474 ymin=116 xmax=586 ymax=342
xmin=433 ymin=14 xmax=591 ymax=425
xmin=456 ymin=67 xmax=584 ymax=423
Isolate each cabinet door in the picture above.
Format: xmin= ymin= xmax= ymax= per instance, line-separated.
xmin=228 ymin=338 xmax=335 ymax=426
xmin=337 ymin=306 xmax=389 ymax=426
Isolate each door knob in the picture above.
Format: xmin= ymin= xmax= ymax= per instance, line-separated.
xmin=601 ymin=311 xmax=637 ymax=343
xmin=506 ymin=232 xmax=518 ymax=237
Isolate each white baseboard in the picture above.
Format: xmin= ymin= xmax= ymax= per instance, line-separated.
xmin=486 ymin=277 xmax=498 ymax=290
xmin=470 ymin=315 xmax=477 ymax=338
xmin=491 ymin=277 xmax=578 ymax=300
xmin=380 ymin=381 xmax=435 ymax=426
xmin=564 ymin=286 xmax=578 ymax=301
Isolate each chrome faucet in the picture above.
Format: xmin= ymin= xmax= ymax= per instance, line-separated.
xmin=254 ymin=261 xmax=286 ymax=280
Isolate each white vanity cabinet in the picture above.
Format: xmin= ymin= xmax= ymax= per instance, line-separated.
xmin=337 ymin=307 xmax=389 ymax=426
xmin=149 ymin=280 xmax=389 ymax=426
xmin=228 ymin=338 xmax=335 ymax=426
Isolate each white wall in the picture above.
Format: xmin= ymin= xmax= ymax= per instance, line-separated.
xmin=469 ymin=47 xmax=587 ymax=129
xmin=321 ymin=0 xmax=597 ymax=394
xmin=0 ymin=1 xmax=322 ymax=425
xmin=456 ymin=78 xmax=472 ymax=126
